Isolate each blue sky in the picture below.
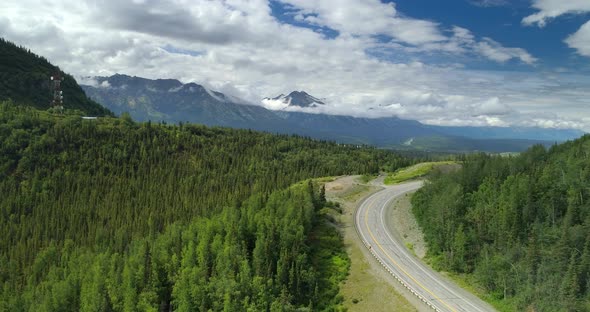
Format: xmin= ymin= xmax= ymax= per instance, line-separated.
xmin=2 ymin=0 xmax=590 ymax=130
xmin=272 ymin=0 xmax=590 ymax=71
xmin=394 ymin=0 xmax=590 ymax=70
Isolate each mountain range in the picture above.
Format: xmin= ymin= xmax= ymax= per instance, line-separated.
xmin=0 ymin=36 xmax=583 ymax=153
xmin=81 ymin=74 xmax=584 ymax=152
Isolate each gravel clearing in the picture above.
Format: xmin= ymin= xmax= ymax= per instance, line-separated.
xmin=385 ymin=190 xmax=428 ymax=259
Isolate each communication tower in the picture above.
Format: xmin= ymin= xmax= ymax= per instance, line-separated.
xmin=50 ymin=73 xmax=64 ymax=112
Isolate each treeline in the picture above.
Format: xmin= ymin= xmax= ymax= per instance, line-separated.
xmin=0 ymin=101 xmax=408 ymax=310
xmin=412 ymin=137 xmax=590 ymax=311
xmin=0 ymin=37 xmax=112 ymax=116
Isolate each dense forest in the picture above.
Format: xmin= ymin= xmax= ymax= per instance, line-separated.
xmin=0 ymin=38 xmax=112 ymax=116
xmin=0 ymin=101 xmax=411 ymax=310
xmin=412 ymin=138 xmax=590 ymax=311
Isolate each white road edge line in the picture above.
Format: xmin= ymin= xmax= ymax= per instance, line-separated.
xmin=354 ymin=184 xmax=441 ymax=312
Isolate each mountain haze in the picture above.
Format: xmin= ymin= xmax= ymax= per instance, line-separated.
xmin=82 ymin=74 xmax=291 ymax=132
xmin=434 ymin=125 xmax=583 ymax=142
xmin=82 ymin=74 xmax=584 ymax=152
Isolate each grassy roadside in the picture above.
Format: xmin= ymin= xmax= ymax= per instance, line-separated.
xmin=433 ymin=270 xmax=516 ymax=312
xmin=384 ymin=161 xmax=457 ymax=185
xmin=359 ymin=174 xmax=377 ymax=184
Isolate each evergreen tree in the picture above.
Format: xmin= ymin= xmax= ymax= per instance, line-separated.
xmin=413 ymin=134 xmax=590 ymax=310
xmin=0 ymin=101 xmax=405 ymax=311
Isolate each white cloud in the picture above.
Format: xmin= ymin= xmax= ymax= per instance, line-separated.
xmin=76 ymin=76 xmax=100 ymax=88
xmin=523 ymin=0 xmax=590 ymax=27
xmin=377 ymin=27 xmax=537 ymax=64
xmin=566 ymin=21 xmax=590 ymax=57
xmin=261 ymin=98 xmax=289 ymax=110
xmin=523 ymin=0 xmax=590 ymax=59
xmin=475 ymin=38 xmax=537 ymax=64
xmin=281 ymin=0 xmax=445 ymax=45
xmin=280 ymin=0 xmax=534 ymax=63
xmin=474 ymin=97 xmax=513 ymax=116
xmin=0 ymin=0 xmax=588 ymax=130
xmin=77 ymin=76 xmax=111 ymax=88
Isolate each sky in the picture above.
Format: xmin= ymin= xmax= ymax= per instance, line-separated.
xmin=1 ymin=0 xmax=590 ymax=130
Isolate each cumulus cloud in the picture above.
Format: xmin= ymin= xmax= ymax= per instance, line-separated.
xmin=523 ymin=0 xmax=590 ymax=27
xmin=475 ymin=38 xmax=537 ymax=64
xmin=261 ymin=98 xmax=290 ymax=110
xmin=474 ymin=97 xmax=513 ymax=116
xmin=282 ymin=0 xmax=445 ymax=45
xmin=566 ymin=21 xmax=590 ymax=57
xmin=76 ymin=76 xmax=100 ymax=88
xmin=522 ymin=0 xmax=590 ymax=59
xmin=92 ymin=0 xmax=278 ymax=45
xmin=280 ymin=0 xmax=534 ymax=63
xmin=0 ymin=0 xmax=588 ymax=130
xmin=378 ymin=27 xmax=537 ymax=64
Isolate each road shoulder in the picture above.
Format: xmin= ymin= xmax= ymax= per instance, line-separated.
xmin=384 ymin=190 xmax=427 ymax=259
xmin=325 ymin=175 xmax=420 ymax=312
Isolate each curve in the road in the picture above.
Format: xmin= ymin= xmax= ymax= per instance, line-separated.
xmin=355 ymin=181 xmax=496 ymax=312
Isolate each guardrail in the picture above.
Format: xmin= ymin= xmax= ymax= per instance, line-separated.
xmin=353 ymin=189 xmax=442 ymax=312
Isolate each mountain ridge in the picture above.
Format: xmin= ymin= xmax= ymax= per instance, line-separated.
xmin=81 ymin=74 xmax=585 ymax=152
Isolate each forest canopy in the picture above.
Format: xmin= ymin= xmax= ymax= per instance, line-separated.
xmin=412 ymin=138 xmax=590 ymax=311
xmin=0 ymin=101 xmax=411 ymax=311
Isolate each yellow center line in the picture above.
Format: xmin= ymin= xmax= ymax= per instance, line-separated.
xmin=363 ymin=192 xmax=458 ymax=312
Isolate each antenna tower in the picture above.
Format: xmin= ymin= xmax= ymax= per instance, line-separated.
xmin=50 ymin=73 xmax=64 ymax=112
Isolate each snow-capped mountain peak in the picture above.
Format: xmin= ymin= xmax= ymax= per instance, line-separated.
xmin=262 ymin=91 xmax=325 ymax=110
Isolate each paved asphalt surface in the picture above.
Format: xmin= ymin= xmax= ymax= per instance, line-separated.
xmin=355 ymin=181 xmax=496 ymax=312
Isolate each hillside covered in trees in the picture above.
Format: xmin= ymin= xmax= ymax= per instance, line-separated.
xmin=0 ymin=101 xmax=411 ymax=311
xmin=412 ymin=138 xmax=590 ymax=311
xmin=0 ymin=38 xmax=112 ymax=116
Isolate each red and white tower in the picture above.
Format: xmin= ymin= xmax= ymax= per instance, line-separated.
xmin=50 ymin=73 xmax=64 ymax=112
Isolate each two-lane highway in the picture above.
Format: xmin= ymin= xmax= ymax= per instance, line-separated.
xmin=355 ymin=181 xmax=496 ymax=312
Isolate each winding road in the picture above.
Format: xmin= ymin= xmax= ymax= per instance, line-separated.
xmin=355 ymin=181 xmax=496 ymax=312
